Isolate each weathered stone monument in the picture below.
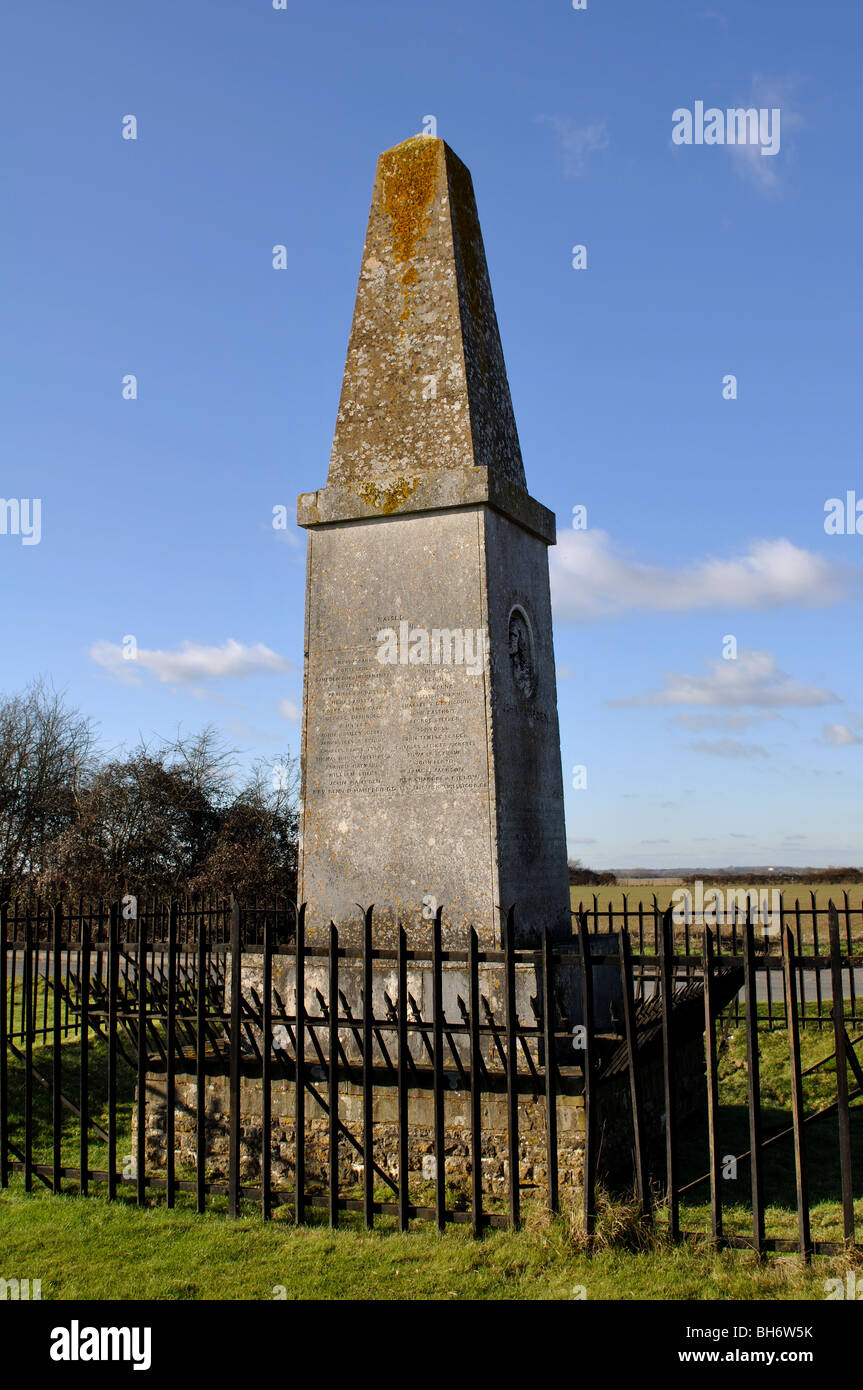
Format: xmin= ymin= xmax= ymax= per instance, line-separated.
xmin=140 ymin=136 xmax=700 ymax=1204
xmin=297 ymin=134 xmax=571 ymax=947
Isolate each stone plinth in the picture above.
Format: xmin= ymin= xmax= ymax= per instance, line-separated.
xmin=137 ymin=1072 xmax=587 ymax=1200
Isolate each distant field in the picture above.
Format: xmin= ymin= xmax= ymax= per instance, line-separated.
xmin=571 ymin=880 xmax=863 ymax=916
xmin=570 ymin=881 xmax=863 ymax=948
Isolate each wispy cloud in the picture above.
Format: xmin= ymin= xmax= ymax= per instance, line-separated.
xmin=278 ymin=698 xmax=301 ymax=722
xmin=729 ymin=74 xmax=804 ymax=195
xmin=551 ymin=531 xmax=858 ymax=622
xmin=227 ymin=720 xmax=283 ymax=745
xmin=822 ymin=723 xmax=863 ymax=747
xmin=690 ymin=738 xmax=770 ymax=759
xmin=537 ymin=115 xmax=609 ymax=177
xmin=614 ymin=649 xmax=839 ymax=711
xmin=90 ymin=638 xmax=292 ymax=686
xmin=271 ymin=524 xmax=302 ymax=550
xmin=672 ymin=712 xmax=779 ymax=732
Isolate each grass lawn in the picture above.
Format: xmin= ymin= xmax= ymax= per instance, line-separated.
xmin=2 ymin=984 xmax=861 ymax=1301
xmin=675 ymin=1012 xmax=863 ymax=1249
xmin=0 ymin=1184 xmax=858 ymax=1301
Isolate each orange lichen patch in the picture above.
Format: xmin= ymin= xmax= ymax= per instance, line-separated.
xmin=380 ymin=136 xmax=439 ymax=268
xmin=356 ymin=475 xmax=419 ymax=514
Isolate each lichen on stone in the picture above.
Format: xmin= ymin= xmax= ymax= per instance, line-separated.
xmin=380 ymin=136 xmax=439 ymax=268
xmin=356 ymin=475 xmax=419 ymax=514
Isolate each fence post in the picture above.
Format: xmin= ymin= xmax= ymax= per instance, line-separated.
xmin=541 ymin=929 xmax=559 ymax=1218
xmin=51 ymin=903 xmax=63 ymax=1194
xmin=328 ymin=922 xmax=339 ymax=1229
xmin=812 ymin=893 xmax=824 ymax=1031
xmin=778 ymin=891 xmax=788 ymax=1029
xmin=763 ymin=903 xmax=774 ymax=1031
xmin=7 ymin=906 xmax=16 ymax=1048
xmin=166 ymin=902 xmax=177 ymax=1210
xmin=731 ymin=900 xmax=739 ymax=1027
xmin=660 ymin=908 xmax=678 ymax=1241
xmin=577 ymin=911 xmax=596 ymax=1246
xmin=795 ymin=900 xmax=806 ymax=1029
xmin=782 ymin=926 xmax=812 ymax=1261
xmin=362 ymin=904 xmax=375 ymax=1231
xmin=828 ymin=905 xmax=855 ymax=1244
xmin=136 ymin=903 xmax=147 ymax=1207
xmin=77 ymin=908 xmax=90 ymax=1197
xmin=743 ymin=921 xmax=765 ymax=1255
xmin=195 ymin=903 xmax=207 ymax=1215
xmin=620 ymin=928 xmax=650 ymax=1220
xmin=228 ymin=894 xmax=242 ymax=1218
xmin=262 ymin=911 xmax=272 ymax=1221
xmin=295 ymin=903 xmax=306 ymax=1226
xmin=504 ymin=906 xmax=520 ymax=1232
xmin=107 ymin=902 xmax=119 ymax=1201
xmin=1 ymin=902 xmax=9 ymax=1189
xmin=21 ymin=908 xmax=33 ymax=1193
xmin=703 ymin=928 xmax=722 ymax=1246
xmin=432 ymin=906 xmax=446 ymax=1232
xmin=843 ymin=891 xmax=857 ymax=1024
xmin=469 ymin=926 xmax=484 ymax=1236
xmin=397 ymin=924 xmax=409 ymax=1233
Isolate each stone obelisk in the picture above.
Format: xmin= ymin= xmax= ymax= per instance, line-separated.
xmin=296 ymin=134 xmax=570 ymax=948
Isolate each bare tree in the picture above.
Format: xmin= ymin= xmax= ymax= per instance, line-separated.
xmin=42 ymin=729 xmax=235 ymax=900
xmin=0 ymin=679 xmax=97 ymax=902
xmin=189 ymin=753 xmax=299 ymax=900
xmin=1 ymin=683 xmax=299 ymax=903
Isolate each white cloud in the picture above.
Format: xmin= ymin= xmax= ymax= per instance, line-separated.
xmin=278 ymin=699 xmax=301 ymax=722
xmin=537 ymin=116 xmax=610 ymax=177
xmin=822 ymin=723 xmax=863 ymax=747
xmin=551 ymin=531 xmax=858 ymax=622
xmin=615 ymin=649 xmax=839 ymax=710
xmin=90 ymin=638 xmax=292 ymax=686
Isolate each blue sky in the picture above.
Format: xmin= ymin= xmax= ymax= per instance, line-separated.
xmin=1 ymin=0 xmax=860 ymax=869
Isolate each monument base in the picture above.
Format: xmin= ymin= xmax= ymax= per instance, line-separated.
xmin=132 ymin=946 xmax=711 ymax=1205
xmin=136 ymin=1071 xmax=587 ymax=1199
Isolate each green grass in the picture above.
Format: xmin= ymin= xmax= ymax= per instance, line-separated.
xmin=0 ymin=1185 xmax=857 ymax=1301
xmin=675 ymin=1009 xmax=863 ymax=1247
xmin=2 ymin=992 xmax=862 ymax=1300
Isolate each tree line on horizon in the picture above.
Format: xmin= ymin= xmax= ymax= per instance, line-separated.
xmin=0 ymin=679 xmax=299 ymax=906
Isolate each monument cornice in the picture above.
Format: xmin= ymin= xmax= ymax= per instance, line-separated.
xmin=296 ymin=467 xmax=556 ymax=545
